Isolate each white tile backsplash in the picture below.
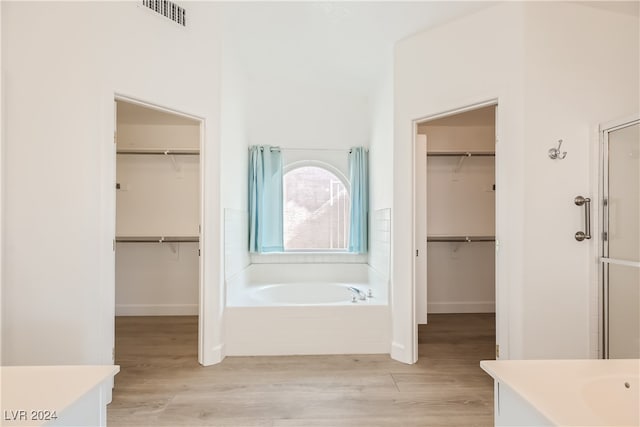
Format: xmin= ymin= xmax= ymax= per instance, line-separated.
xmin=369 ymin=208 xmax=391 ymax=280
xmin=251 ymin=252 xmax=367 ymax=264
xmin=224 ymin=209 xmax=250 ymax=279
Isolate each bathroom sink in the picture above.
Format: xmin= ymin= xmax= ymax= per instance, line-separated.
xmin=582 ymin=374 xmax=639 ymax=426
xmin=481 ymin=359 xmax=640 ymax=427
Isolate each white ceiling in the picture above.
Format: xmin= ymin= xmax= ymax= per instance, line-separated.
xmin=119 ymin=2 xmax=638 ymax=124
xmin=222 ymin=1 xmax=497 ymax=96
xmin=222 ymin=1 xmax=639 ymax=97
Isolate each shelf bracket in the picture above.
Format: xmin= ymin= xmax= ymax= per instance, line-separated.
xmin=165 ymin=151 xmax=181 ymax=173
xmin=454 ymin=153 xmax=471 ymax=173
xmin=453 ymin=237 xmax=473 ymax=252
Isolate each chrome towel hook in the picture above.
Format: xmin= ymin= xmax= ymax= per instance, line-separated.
xmin=548 ymin=139 xmax=567 ymax=160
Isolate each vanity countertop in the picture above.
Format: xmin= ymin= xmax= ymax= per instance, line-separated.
xmin=481 ymin=359 xmax=639 ymax=427
xmin=1 ymin=365 xmax=120 ymax=426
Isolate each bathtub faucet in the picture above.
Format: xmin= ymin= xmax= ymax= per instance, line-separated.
xmin=348 ymin=286 xmax=367 ymax=301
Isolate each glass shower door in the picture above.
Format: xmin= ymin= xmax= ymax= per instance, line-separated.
xmin=602 ymin=119 xmax=639 ymax=359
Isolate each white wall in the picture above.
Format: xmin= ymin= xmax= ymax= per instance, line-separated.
xmin=521 ymin=3 xmax=638 ymax=359
xmin=115 ymin=242 xmax=200 ymax=315
xmin=0 ymin=0 xmax=4 ymax=366
xmin=221 ymin=22 xmax=372 ymax=271
xmin=368 ymin=62 xmax=394 ymax=281
xmin=426 ymin=156 xmax=495 ymax=235
xmin=222 ymin=74 xmax=366 ymax=265
xmin=427 ymin=242 xmax=495 ymax=313
xmin=369 ymin=61 xmax=394 ymax=214
xmin=417 ymin=124 xmax=495 ymax=152
xmin=117 ymin=123 xmax=200 ymax=151
xmin=422 ymin=116 xmax=495 ymax=236
xmin=116 ymin=154 xmax=200 ymax=236
xmin=219 ymin=0 xmax=372 ymax=155
xmin=220 ymin=26 xmax=251 ymax=292
xmin=116 ymin=122 xmax=200 ymax=237
xmin=393 ymin=2 xmax=639 ymax=363
xmin=245 ymin=73 xmax=370 ymax=151
xmin=223 ymin=29 xmax=374 ymax=269
xmin=2 ymin=2 xmax=223 ymax=365
xmin=220 ymin=42 xmax=249 ymax=212
xmin=394 ymin=2 xmax=525 ymax=363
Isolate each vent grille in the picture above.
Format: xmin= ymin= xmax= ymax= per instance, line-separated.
xmin=142 ymin=0 xmax=186 ymax=26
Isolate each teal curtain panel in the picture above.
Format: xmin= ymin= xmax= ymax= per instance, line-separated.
xmin=248 ymin=145 xmax=284 ymax=253
xmin=348 ymin=147 xmax=369 ymax=253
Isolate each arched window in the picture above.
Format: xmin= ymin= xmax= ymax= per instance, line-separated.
xmin=283 ymin=165 xmax=350 ymax=250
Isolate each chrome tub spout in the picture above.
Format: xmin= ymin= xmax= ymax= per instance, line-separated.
xmin=348 ymin=286 xmax=367 ymax=301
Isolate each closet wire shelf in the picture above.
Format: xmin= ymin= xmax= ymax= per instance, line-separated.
xmin=115 ymin=236 xmax=199 ymax=243
xmin=427 ymin=235 xmax=495 ymax=243
xmin=426 ymin=151 xmax=495 ymax=157
xmin=116 ymin=149 xmax=199 ymax=155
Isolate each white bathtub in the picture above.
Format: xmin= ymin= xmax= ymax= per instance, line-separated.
xmin=225 ymin=263 xmax=390 ymax=356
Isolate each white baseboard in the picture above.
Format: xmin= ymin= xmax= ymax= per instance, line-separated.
xmin=115 ymin=304 xmax=198 ymax=316
xmin=391 ymin=341 xmax=414 ymax=364
xmin=427 ymin=301 xmax=495 ymax=313
xmin=201 ymin=343 xmax=225 ymax=366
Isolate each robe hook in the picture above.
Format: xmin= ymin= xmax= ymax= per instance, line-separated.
xmin=548 ymin=139 xmax=567 ymax=160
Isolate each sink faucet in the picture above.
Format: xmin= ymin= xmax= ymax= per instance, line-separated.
xmin=348 ymin=286 xmax=367 ymax=301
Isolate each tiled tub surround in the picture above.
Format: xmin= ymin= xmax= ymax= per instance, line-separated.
xmin=225 ymin=263 xmax=390 ymax=356
xmin=223 ymin=208 xmax=392 ymax=356
xmin=369 ymin=208 xmax=391 ymax=279
xmin=223 ymin=209 xmax=251 ymax=280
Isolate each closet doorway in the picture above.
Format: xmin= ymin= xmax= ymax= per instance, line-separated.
xmin=414 ymin=103 xmax=497 ymax=362
xmin=114 ymin=98 xmax=202 ymax=367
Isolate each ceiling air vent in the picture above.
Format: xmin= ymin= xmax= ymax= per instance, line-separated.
xmin=142 ymin=0 xmax=186 ymax=27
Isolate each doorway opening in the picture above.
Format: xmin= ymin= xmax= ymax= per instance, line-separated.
xmin=414 ymin=103 xmax=497 ymax=363
xmin=113 ymin=97 xmax=203 ymax=372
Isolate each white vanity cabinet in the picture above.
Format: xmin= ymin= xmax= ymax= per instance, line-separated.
xmin=492 ymin=381 xmax=553 ymax=426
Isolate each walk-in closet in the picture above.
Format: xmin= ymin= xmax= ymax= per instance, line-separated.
xmin=416 ymin=105 xmax=496 ymax=358
xmin=115 ymin=99 xmax=201 ymax=359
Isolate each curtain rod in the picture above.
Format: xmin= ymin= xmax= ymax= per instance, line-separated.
xmin=250 ymin=146 xmax=369 ymax=153
xmin=277 ymin=147 xmax=352 ymax=152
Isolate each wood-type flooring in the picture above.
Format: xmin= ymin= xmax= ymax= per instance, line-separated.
xmin=108 ymin=313 xmax=495 ymax=427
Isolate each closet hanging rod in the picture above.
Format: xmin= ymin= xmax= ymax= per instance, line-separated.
xmin=115 ymin=236 xmax=199 ymax=243
xmin=116 ymin=149 xmax=199 ymax=155
xmin=426 ymin=151 xmax=494 ymax=157
xmin=427 ymin=235 xmax=495 ymax=242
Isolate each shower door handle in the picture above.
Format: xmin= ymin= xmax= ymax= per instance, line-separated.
xmin=575 ymin=196 xmax=591 ymax=241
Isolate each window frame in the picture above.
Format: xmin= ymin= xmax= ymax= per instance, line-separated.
xmin=282 ymin=160 xmax=351 ymax=253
